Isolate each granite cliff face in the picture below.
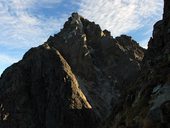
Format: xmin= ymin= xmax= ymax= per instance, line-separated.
xmin=0 ymin=1 xmax=169 ymax=128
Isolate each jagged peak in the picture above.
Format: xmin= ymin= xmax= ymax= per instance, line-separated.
xmin=71 ymin=12 xmax=84 ymax=21
xmin=62 ymin=12 xmax=85 ymax=33
xmin=46 ymin=12 xmax=144 ymax=56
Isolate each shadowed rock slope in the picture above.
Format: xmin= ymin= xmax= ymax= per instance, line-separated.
xmin=0 ymin=11 xmax=145 ymax=128
xmin=0 ymin=45 xmax=98 ymax=128
xmin=101 ymin=0 xmax=170 ymax=128
xmin=45 ymin=13 xmax=145 ymax=121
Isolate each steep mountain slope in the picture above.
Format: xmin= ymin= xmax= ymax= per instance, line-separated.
xmin=46 ymin=13 xmax=144 ymax=119
xmin=0 ymin=10 xmax=144 ymax=128
xmin=101 ymin=0 xmax=170 ymax=128
xmin=0 ymin=45 xmax=98 ymax=128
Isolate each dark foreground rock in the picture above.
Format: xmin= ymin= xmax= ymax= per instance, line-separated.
xmin=0 ymin=45 xmax=98 ymax=128
xmin=100 ymin=0 xmax=170 ymax=128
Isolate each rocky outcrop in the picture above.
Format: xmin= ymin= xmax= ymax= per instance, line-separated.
xmin=101 ymin=1 xmax=170 ymax=128
xmin=0 ymin=45 xmax=98 ymax=128
xmin=46 ymin=12 xmax=145 ymax=119
xmin=0 ymin=12 xmax=145 ymax=128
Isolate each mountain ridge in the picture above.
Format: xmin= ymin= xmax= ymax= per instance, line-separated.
xmin=0 ymin=1 xmax=169 ymax=128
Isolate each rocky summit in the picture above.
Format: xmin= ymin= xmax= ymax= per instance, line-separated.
xmin=0 ymin=1 xmax=169 ymax=128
